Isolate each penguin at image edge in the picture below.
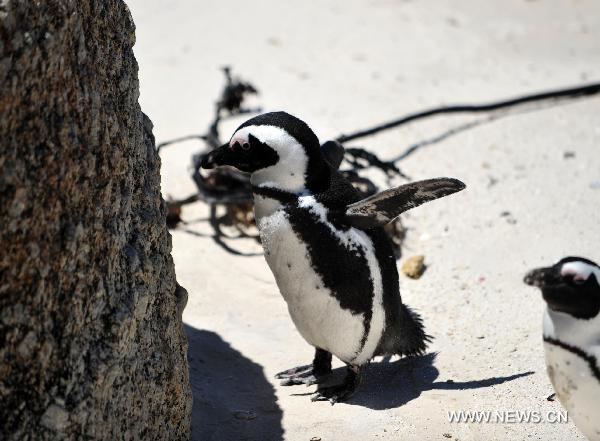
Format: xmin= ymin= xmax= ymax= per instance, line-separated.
xmin=525 ymin=257 xmax=600 ymax=440
xmin=202 ymin=111 xmax=466 ymax=403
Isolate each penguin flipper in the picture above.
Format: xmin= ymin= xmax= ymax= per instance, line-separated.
xmin=321 ymin=140 xmax=345 ymax=170
xmin=344 ymin=177 xmax=466 ymax=229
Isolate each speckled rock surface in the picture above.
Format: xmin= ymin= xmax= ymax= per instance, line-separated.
xmin=0 ymin=1 xmax=191 ymax=439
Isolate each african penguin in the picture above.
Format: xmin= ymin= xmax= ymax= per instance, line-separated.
xmin=201 ymin=111 xmax=465 ymax=403
xmin=525 ymin=257 xmax=600 ymax=440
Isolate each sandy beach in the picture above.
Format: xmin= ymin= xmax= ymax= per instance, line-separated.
xmin=127 ymin=1 xmax=600 ymax=439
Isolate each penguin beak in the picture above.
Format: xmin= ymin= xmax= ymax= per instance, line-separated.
xmin=200 ymin=143 xmax=234 ymax=169
xmin=524 ymin=267 xmax=557 ymax=288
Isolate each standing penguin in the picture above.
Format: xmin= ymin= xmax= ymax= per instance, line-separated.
xmin=201 ymin=112 xmax=465 ymax=403
xmin=525 ymin=257 xmax=600 ymax=440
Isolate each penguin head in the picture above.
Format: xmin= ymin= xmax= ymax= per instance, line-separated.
xmin=201 ymin=112 xmax=329 ymax=192
xmin=524 ymin=257 xmax=600 ymax=320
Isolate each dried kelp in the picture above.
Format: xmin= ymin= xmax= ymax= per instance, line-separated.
xmin=159 ymin=69 xmax=600 ymax=257
xmin=161 ymin=67 xmax=407 ymax=256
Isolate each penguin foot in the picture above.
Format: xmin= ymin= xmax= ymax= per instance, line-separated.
xmin=275 ymin=364 xmax=313 ymax=379
xmin=279 ymin=371 xmax=322 ymax=386
xmin=275 ymin=348 xmax=333 ymax=386
xmin=311 ymin=365 xmax=362 ymax=405
xmin=275 ymin=365 xmax=324 ymax=386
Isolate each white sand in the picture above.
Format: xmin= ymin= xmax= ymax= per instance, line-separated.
xmin=127 ymin=1 xmax=600 ymax=439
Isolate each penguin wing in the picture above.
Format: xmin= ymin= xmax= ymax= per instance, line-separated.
xmin=344 ymin=177 xmax=466 ymax=229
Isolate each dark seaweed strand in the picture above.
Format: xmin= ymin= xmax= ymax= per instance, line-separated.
xmin=544 ymin=336 xmax=600 ymax=382
xmin=336 ymin=83 xmax=600 ymax=143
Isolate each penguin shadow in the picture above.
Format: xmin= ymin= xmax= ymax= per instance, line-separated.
xmin=337 ymin=353 xmax=534 ymax=410
xmin=185 ymin=325 xmax=284 ymax=441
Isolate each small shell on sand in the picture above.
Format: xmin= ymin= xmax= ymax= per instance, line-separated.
xmin=401 ymin=255 xmax=426 ymax=279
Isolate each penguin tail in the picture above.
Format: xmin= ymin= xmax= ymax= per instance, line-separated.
xmin=396 ymin=305 xmax=432 ymax=357
xmin=376 ymin=304 xmax=432 ymax=358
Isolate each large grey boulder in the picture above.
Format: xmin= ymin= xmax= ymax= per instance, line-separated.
xmin=0 ymin=1 xmax=192 ymax=439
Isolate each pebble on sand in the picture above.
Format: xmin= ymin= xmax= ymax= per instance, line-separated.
xmin=401 ymin=255 xmax=426 ymax=279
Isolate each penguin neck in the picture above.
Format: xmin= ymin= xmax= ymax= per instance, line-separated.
xmin=248 ymin=159 xmax=299 ymax=223
xmin=250 ymin=151 xmax=330 ymax=195
xmin=250 ymin=172 xmax=308 ymax=196
xmin=544 ymin=308 xmax=600 ymax=350
xmin=250 ymin=152 xmax=330 ymax=223
xmin=250 ymin=143 xmax=310 ymax=194
xmin=250 ymin=186 xmax=288 ymax=226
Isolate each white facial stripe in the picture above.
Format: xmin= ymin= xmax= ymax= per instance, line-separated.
xmin=231 ymin=125 xmax=295 ymax=149
xmin=237 ymin=125 xmax=309 ymax=192
xmin=561 ymin=261 xmax=600 ymax=282
xmin=544 ymin=307 xmax=600 ymax=351
xmin=229 ymin=132 xmax=248 ymax=147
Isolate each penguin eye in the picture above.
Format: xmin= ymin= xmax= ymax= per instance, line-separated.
xmin=565 ymin=273 xmax=586 ymax=285
xmin=561 ymin=266 xmax=588 ymax=285
xmin=241 ymin=142 xmax=251 ymax=151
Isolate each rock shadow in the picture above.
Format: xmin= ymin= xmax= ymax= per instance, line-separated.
xmin=186 ymin=325 xmax=284 ymax=441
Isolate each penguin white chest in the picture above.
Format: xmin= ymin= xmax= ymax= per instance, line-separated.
xmin=544 ymin=343 xmax=600 ymax=440
xmin=255 ymin=199 xmax=384 ymax=364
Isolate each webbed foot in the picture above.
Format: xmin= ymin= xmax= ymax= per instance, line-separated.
xmin=311 ymin=365 xmax=361 ymax=405
xmin=275 ymin=348 xmax=332 ymax=386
